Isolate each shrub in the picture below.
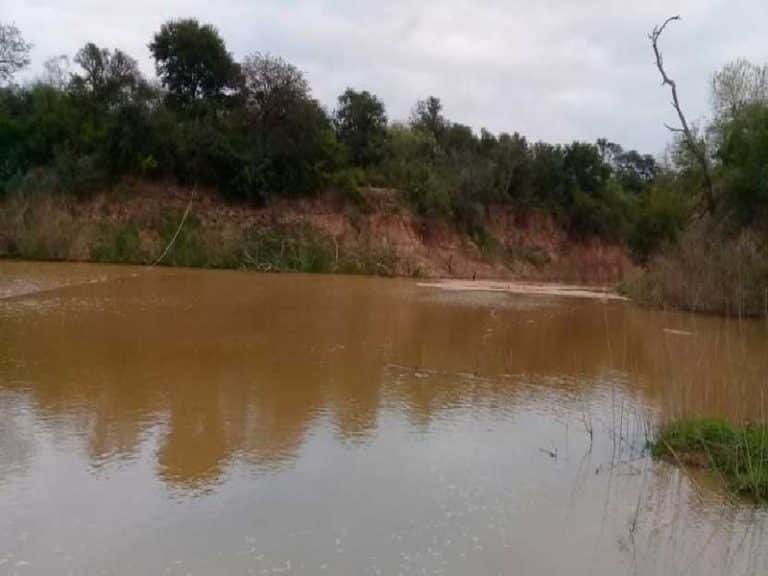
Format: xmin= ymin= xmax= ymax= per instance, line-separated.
xmin=653 ymin=418 xmax=768 ymax=500
xmin=239 ymin=221 xmax=398 ymax=276
xmin=91 ymin=222 xmax=144 ymax=263
xmin=628 ymin=182 xmax=690 ymax=261
xmin=632 ymin=219 xmax=768 ymax=316
xmin=240 ymin=222 xmax=335 ymax=273
xmin=156 ymin=211 xmax=208 ymax=267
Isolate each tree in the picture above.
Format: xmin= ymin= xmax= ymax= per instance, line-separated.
xmin=564 ymin=141 xmax=610 ymax=195
xmin=716 ymin=103 xmax=768 ymax=224
xmin=529 ymin=142 xmax=567 ymax=208
xmin=597 ymin=139 xmax=657 ymax=193
xmin=240 ymin=52 xmax=310 ymax=129
xmin=149 ymin=19 xmax=237 ymax=105
xmin=410 ymin=96 xmax=447 ymax=140
xmin=649 ymin=16 xmax=715 ymax=212
xmin=70 ymin=43 xmax=144 ymax=110
xmin=0 ymin=23 xmax=31 ymax=84
xmin=334 ymin=88 xmax=388 ymax=167
xmin=41 ymin=55 xmax=71 ymax=89
xmin=712 ymin=59 xmax=768 ymax=120
xmin=494 ymin=132 xmax=532 ymax=202
xmin=615 ymin=149 xmax=657 ymax=192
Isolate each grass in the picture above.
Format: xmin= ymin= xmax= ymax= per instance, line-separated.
xmin=0 ymin=192 xmax=76 ymax=261
xmin=91 ymin=222 xmax=144 ymax=263
xmin=0 ymin=186 xmax=405 ymax=276
xmin=240 ymin=222 xmax=335 ymax=273
xmin=156 ymin=212 xmax=209 ymax=268
xmin=239 ymin=221 xmax=398 ymax=276
xmin=0 ymin=195 xmax=401 ymax=275
xmin=652 ymin=418 xmax=768 ymax=501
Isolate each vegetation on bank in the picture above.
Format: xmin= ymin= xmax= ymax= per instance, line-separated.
xmin=0 ymin=19 xmax=767 ymax=312
xmin=0 ymin=190 xmax=401 ymax=276
xmin=0 ymin=19 xmax=679 ymax=263
xmin=653 ymin=418 xmax=768 ymax=501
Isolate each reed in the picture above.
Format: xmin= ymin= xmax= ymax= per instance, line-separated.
xmin=652 ymin=418 xmax=768 ymax=501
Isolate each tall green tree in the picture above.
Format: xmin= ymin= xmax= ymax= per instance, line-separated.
xmin=716 ymin=103 xmax=768 ymax=225
xmin=334 ymin=88 xmax=388 ymax=167
xmin=149 ymin=19 xmax=237 ymax=106
xmin=410 ymin=96 xmax=447 ymax=141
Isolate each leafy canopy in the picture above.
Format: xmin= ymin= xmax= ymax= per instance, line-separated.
xmin=334 ymin=88 xmax=388 ymax=167
xmin=149 ymin=18 xmax=237 ymax=105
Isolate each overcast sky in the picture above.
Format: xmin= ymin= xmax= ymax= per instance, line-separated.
xmin=5 ymin=0 xmax=768 ymax=153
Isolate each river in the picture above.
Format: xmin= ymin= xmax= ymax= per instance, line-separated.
xmin=1 ymin=261 xmax=767 ymax=575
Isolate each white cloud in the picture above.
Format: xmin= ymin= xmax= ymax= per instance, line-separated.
xmin=5 ymin=0 xmax=768 ymax=152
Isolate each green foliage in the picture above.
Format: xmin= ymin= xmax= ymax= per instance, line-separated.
xmin=575 ymin=179 xmax=636 ymax=240
xmin=628 ymin=180 xmax=690 ymax=261
xmin=240 ymin=222 xmax=397 ymax=276
xmin=334 ymin=88 xmax=388 ymax=167
xmin=91 ymin=222 xmax=144 ymax=263
xmin=0 ymin=84 xmax=70 ymax=192
xmin=240 ymin=222 xmax=334 ymax=273
xmin=329 ymin=167 xmax=367 ymax=205
xmin=240 ymin=53 xmax=310 ymax=129
xmin=378 ymin=124 xmax=453 ymax=217
xmin=157 ymin=212 xmax=208 ymax=267
xmin=654 ymin=418 xmax=768 ymax=501
xmin=249 ymin=99 xmax=339 ymax=201
xmin=149 ymin=19 xmax=238 ymax=107
xmin=711 ymin=59 xmax=768 ymax=122
xmin=0 ymin=189 xmax=75 ymax=260
xmin=336 ymin=244 xmax=398 ymax=276
xmin=631 ymin=61 xmax=768 ymax=315
xmin=8 ymin=22 xmax=768 ymax=300
xmin=410 ymin=96 xmax=447 ymax=141
xmin=715 ymin=103 xmax=768 ymax=225
xmin=70 ymin=43 xmax=145 ymax=111
xmin=0 ymin=19 xmax=691 ymax=269
xmin=51 ymin=150 xmax=105 ymax=196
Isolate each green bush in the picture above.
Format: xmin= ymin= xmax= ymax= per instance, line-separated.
xmin=91 ymin=222 xmax=144 ymax=263
xmin=156 ymin=212 xmax=208 ymax=267
xmin=716 ymin=103 xmax=768 ymax=226
xmin=239 ymin=222 xmax=398 ymax=276
xmin=628 ymin=182 xmax=690 ymax=261
xmin=240 ymin=222 xmax=335 ymax=273
xmin=329 ymin=167 xmax=367 ymax=205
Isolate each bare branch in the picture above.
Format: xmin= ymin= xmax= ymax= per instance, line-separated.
xmin=649 ymin=15 xmax=716 ymax=212
xmin=663 ymin=123 xmax=685 ymax=133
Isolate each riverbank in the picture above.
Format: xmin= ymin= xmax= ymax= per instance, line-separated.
xmin=0 ymin=180 xmax=633 ymax=282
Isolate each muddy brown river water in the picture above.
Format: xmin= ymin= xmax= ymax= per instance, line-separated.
xmin=1 ymin=261 xmax=767 ymax=575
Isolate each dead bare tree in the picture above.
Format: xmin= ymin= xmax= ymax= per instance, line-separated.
xmin=649 ymin=16 xmax=716 ymax=212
